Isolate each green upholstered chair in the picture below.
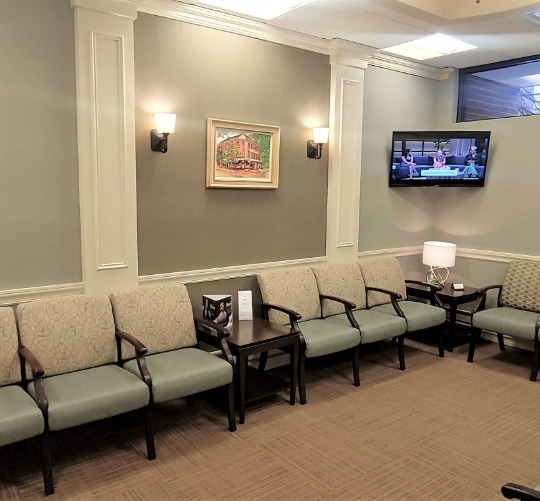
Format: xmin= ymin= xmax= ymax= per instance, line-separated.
xmin=311 ymin=262 xmax=408 ymax=373
xmin=0 ymin=306 xmax=52 ymax=495
xmin=502 ymin=482 xmax=540 ymax=500
xmin=358 ymin=256 xmax=447 ymax=357
xmin=16 ymin=295 xmax=154 ymax=495
xmin=257 ymin=266 xmax=361 ymax=404
xmin=110 ymin=283 xmax=236 ymax=434
xmin=468 ymin=260 xmax=540 ymax=381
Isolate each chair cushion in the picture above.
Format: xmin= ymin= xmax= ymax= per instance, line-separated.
xmin=311 ymin=263 xmax=367 ymax=317
xmin=0 ymin=307 xmax=20 ymax=386
xmin=296 ymin=318 xmax=360 ymax=359
xmin=473 ymin=307 xmax=540 ymax=341
xmin=257 ymin=267 xmax=321 ymax=324
xmin=371 ymin=301 xmax=446 ymax=332
xmin=110 ymin=283 xmax=197 ymax=360
xmin=27 ymin=365 xmax=149 ymax=431
xmin=347 ymin=309 xmax=407 ymax=343
xmin=500 ymin=260 xmax=540 ymax=313
xmin=123 ymin=348 xmax=233 ymax=403
xmin=0 ymin=385 xmax=44 ymax=447
xmin=17 ymin=295 xmax=117 ymax=377
xmin=358 ymin=257 xmax=408 ymax=307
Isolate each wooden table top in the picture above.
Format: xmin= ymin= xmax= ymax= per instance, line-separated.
xmin=226 ymin=318 xmax=298 ymax=349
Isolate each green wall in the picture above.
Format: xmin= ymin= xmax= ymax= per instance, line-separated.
xmin=134 ymin=14 xmax=330 ymax=276
xmin=0 ymin=0 xmax=81 ymax=290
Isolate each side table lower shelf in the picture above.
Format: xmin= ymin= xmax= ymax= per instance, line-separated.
xmin=243 ymin=365 xmax=290 ymax=404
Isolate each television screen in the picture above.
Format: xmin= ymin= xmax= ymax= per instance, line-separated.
xmin=389 ymin=130 xmax=491 ymax=187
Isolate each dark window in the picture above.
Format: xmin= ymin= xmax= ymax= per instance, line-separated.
xmin=457 ymin=54 xmax=540 ymax=122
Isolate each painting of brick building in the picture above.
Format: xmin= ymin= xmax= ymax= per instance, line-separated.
xmin=207 ymin=119 xmax=280 ymax=189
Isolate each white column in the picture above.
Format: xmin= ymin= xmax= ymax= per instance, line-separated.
xmin=72 ymin=0 xmax=138 ymax=294
xmin=326 ymin=40 xmax=377 ymax=263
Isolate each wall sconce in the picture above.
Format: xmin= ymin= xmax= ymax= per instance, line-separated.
xmin=307 ymin=127 xmax=329 ymax=159
xmin=150 ymin=113 xmax=176 ymax=153
xmin=422 ymin=241 xmax=457 ymax=289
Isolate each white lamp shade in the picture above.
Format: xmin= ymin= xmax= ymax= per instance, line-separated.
xmin=312 ymin=127 xmax=329 ymax=144
xmin=422 ymin=241 xmax=456 ymax=267
xmin=154 ymin=113 xmax=176 ymax=134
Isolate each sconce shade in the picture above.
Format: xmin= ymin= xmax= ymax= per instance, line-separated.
xmin=307 ymin=127 xmax=329 ymax=159
xmin=312 ymin=127 xmax=329 ymax=144
xmin=151 ymin=113 xmax=176 ymax=153
xmin=154 ymin=113 xmax=176 ymax=134
xmin=422 ymin=241 xmax=456 ymax=267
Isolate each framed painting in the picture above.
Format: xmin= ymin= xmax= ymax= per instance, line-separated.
xmin=206 ymin=118 xmax=280 ymax=189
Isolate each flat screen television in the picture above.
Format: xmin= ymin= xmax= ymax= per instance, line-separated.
xmin=389 ymin=130 xmax=491 ymax=187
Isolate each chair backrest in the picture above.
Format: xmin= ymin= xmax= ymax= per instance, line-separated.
xmin=500 ymin=260 xmax=540 ymax=313
xmin=358 ymin=256 xmax=407 ymax=307
xmin=0 ymin=306 xmax=21 ymax=387
xmin=16 ymin=294 xmax=116 ymax=377
xmin=311 ymin=263 xmax=367 ymax=317
xmin=110 ymin=282 xmax=196 ymax=359
xmin=257 ymin=266 xmax=321 ymax=324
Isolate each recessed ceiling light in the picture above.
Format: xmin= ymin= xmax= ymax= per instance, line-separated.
xmin=383 ymin=33 xmax=477 ymax=61
xmin=197 ymin=0 xmax=317 ymax=20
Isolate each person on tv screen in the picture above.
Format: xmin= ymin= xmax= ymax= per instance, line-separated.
xmin=401 ymin=149 xmax=419 ymax=179
xmin=433 ymin=150 xmax=446 ymax=169
xmin=463 ymin=146 xmax=479 ymax=178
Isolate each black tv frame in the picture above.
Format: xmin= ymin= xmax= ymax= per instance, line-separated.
xmin=389 ymin=130 xmax=491 ymax=188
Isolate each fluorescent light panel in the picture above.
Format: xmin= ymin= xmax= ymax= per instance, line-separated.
xmin=383 ymin=33 xmax=477 ymax=61
xmin=197 ymin=0 xmax=317 ymax=20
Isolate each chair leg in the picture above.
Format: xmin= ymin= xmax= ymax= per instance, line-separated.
xmin=145 ymin=406 xmax=156 ymax=461
xmin=467 ymin=327 xmax=480 ymax=363
xmin=398 ymin=335 xmax=405 ymax=371
xmin=41 ymin=430 xmax=54 ymax=496
xmin=498 ymin=333 xmax=506 ymax=351
xmin=227 ymin=382 xmax=236 ymax=431
xmin=437 ymin=326 xmax=445 ymax=358
xmin=352 ymin=346 xmax=360 ymax=387
xmin=530 ymin=338 xmax=540 ymax=382
xmin=298 ymin=351 xmax=307 ymax=405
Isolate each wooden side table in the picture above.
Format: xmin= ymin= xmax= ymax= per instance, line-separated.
xmin=225 ymin=319 xmax=300 ymax=424
xmin=406 ymin=283 xmax=479 ymax=352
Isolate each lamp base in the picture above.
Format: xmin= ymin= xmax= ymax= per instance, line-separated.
xmin=307 ymin=140 xmax=322 ymax=159
xmin=426 ymin=266 xmax=449 ymax=289
xmin=151 ymin=130 xmax=169 ymax=153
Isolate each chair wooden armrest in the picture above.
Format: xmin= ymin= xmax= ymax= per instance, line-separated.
xmin=195 ymin=318 xmax=231 ymax=339
xmin=502 ymin=482 xmax=540 ymax=500
xmin=366 ymin=286 xmax=402 ymax=301
xmin=195 ymin=318 xmax=235 ymax=364
xmin=406 ymin=280 xmax=445 ymax=308
xmin=319 ymin=293 xmax=359 ymax=328
xmin=19 ymin=345 xmax=44 ymax=378
xmin=261 ymin=302 xmax=301 ymax=328
xmin=18 ymin=345 xmax=48 ymax=411
xmin=472 ymin=284 xmax=503 ymax=314
xmin=365 ymin=286 xmax=404 ymax=316
xmin=319 ymin=293 xmax=356 ymax=310
xmin=116 ymin=330 xmax=148 ymax=355
xmin=115 ymin=330 xmax=152 ymax=387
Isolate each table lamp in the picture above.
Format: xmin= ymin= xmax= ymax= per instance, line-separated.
xmin=422 ymin=241 xmax=457 ymax=289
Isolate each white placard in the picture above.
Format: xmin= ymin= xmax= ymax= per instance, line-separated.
xmin=238 ymin=290 xmax=253 ymax=321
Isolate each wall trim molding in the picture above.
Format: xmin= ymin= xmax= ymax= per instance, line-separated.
xmin=138 ymin=256 xmax=327 ymax=285
xmin=132 ymin=0 xmax=447 ymax=80
xmin=359 ymin=246 xmax=540 ymax=262
xmin=4 ymin=248 xmax=538 ymax=303
xmin=0 ymin=283 xmax=85 ymax=306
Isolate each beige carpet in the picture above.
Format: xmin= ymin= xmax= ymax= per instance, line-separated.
xmin=2 ymin=339 xmax=540 ymax=500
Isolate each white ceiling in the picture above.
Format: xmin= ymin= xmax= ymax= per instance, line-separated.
xmin=181 ymin=0 xmax=540 ymax=69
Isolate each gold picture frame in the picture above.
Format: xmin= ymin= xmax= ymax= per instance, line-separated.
xmin=206 ymin=118 xmax=280 ymax=189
